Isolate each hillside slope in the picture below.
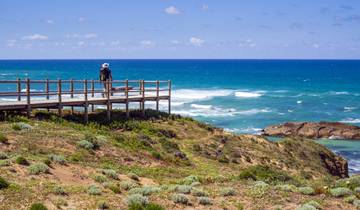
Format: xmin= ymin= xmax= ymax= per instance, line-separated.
xmin=0 ymin=110 xmax=358 ymax=210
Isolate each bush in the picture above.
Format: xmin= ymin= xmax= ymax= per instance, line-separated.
xmin=53 ymin=186 xmax=66 ymax=195
xmin=354 ymin=200 xmax=360 ymax=208
xmin=97 ymin=201 xmax=109 ymax=209
xmin=275 ymin=184 xmax=297 ymax=192
xmin=220 ymin=187 xmax=236 ymax=196
xmin=248 ymin=181 xmax=269 ymax=198
xmin=0 ymin=160 xmax=10 ymax=167
xmin=335 ymin=176 xmax=360 ymax=190
xmin=298 ymin=187 xmax=315 ymax=195
xmin=120 ymin=180 xmax=139 ymax=190
xmin=354 ymin=187 xmax=360 ymax=193
xmin=144 ymin=203 xmax=165 ymax=210
xmin=198 ymin=197 xmax=212 ymax=205
xmin=171 ymin=193 xmax=189 ymax=204
xmin=94 ymin=175 xmax=108 ymax=183
xmin=28 ymin=163 xmax=49 ymax=175
xmin=344 ymin=195 xmax=357 ymax=203
xmin=128 ymin=173 xmax=140 ymax=181
xmin=49 ymin=154 xmax=67 ymax=165
xmin=129 ymin=186 xmax=161 ymax=196
xmin=0 ymin=176 xmax=9 ymax=189
xmin=181 ymin=175 xmax=199 ymax=185
xmin=238 ymin=165 xmax=294 ymax=184
xmin=87 ymin=185 xmax=102 ymax=195
xmin=29 ymin=203 xmax=48 ymax=210
xmin=330 ymin=187 xmax=352 ymax=197
xmin=0 ymin=152 xmax=8 ymax=160
xmin=151 ymin=151 xmax=162 ymax=160
xmin=0 ymin=133 xmax=8 ymax=144
xmin=191 ymin=188 xmax=208 ymax=197
xmin=175 ymin=185 xmax=192 ymax=194
xmin=127 ymin=194 xmax=149 ymax=207
xmin=12 ymin=122 xmax=32 ymax=131
xmin=101 ymin=169 xmax=118 ymax=179
xmin=305 ymin=200 xmax=321 ymax=209
xmin=15 ymin=156 xmax=29 ymax=165
xmin=77 ymin=140 xmax=94 ymax=150
xmin=296 ymin=204 xmax=317 ymax=210
xmin=103 ymin=182 xmax=121 ymax=194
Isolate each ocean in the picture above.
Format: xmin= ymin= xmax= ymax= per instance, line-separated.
xmin=1 ymin=59 xmax=360 ymax=173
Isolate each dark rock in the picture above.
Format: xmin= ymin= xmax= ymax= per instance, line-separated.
xmin=263 ymin=121 xmax=360 ymax=140
xmin=174 ymin=151 xmax=188 ymax=160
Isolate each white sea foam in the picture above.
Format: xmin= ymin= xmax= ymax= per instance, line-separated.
xmin=238 ymin=127 xmax=263 ymax=134
xmin=344 ymin=107 xmax=357 ymax=112
xmin=172 ymin=89 xmax=233 ymax=103
xmin=190 ymin=104 xmax=213 ymax=109
xmin=340 ymin=118 xmax=360 ymax=124
xmin=234 ymin=91 xmax=263 ymax=98
xmin=297 ymin=100 xmax=302 ymax=104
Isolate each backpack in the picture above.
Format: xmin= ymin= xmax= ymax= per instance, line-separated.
xmin=100 ymin=67 xmax=110 ymax=81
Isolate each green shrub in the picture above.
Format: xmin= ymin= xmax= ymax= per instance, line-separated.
xmin=120 ymin=180 xmax=139 ymax=190
xmin=53 ymin=186 xmax=66 ymax=195
xmin=298 ymin=187 xmax=315 ymax=195
xmin=275 ymin=184 xmax=297 ymax=192
xmin=305 ymin=200 xmax=321 ymax=209
xmin=97 ymin=201 xmax=109 ymax=209
xmin=49 ymin=154 xmax=66 ymax=165
xmin=0 ymin=160 xmax=11 ymax=167
xmin=0 ymin=133 xmax=8 ymax=143
xmin=144 ymin=203 xmax=165 ymax=210
xmin=103 ymin=182 xmax=121 ymax=194
xmin=344 ymin=195 xmax=357 ymax=203
xmin=335 ymin=176 xmax=360 ymax=190
xmin=129 ymin=186 xmax=161 ymax=196
xmin=354 ymin=200 xmax=360 ymax=208
xmin=101 ymin=169 xmax=118 ymax=179
xmin=128 ymin=173 xmax=140 ymax=181
xmin=87 ymin=185 xmax=102 ymax=195
xmin=354 ymin=187 xmax=360 ymax=193
xmin=94 ymin=175 xmax=108 ymax=183
xmin=171 ymin=193 xmax=189 ymax=204
xmin=0 ymin=152 xmax=8 ymax=160
xmin=198 ymin=196 xmax=212 ymax=205
xmin=175 ymin=185 xmax=192 ymax=194
xmin=15 ymin=156 xmax=29 ymax=165
xmin=77 ymin=140 xmax=94 ymax=150
xmin=238 ymin=165 xmax=294 ymax=184
xmin=296 ymin=204 xmax=317 ymax=210
xmin=181 ymin=175 xmax=199 ymax=185
xmin=29 ymin=203 xmax=48 ymax=210
xmin=12 ymin=122 xmax=32 ymax=131
xmin=0 ymin=176 xmax=9 ymax=189
xmin=190 ymin=181 xmax=201 ymax=187
xmin=330 ymin=187 xmax=352 ymax=197
xmin=220 ymin=187 xmax=236 ymax=196
xmin=28 ymin=163 xmax=49 ymax=175
xmin=248 ymin=181 xmax=269 ymax=198
xmin=84 ymin=133 xmax=102 ymax=149
xmin=151 ymin=151 xmax=162 ymax=160
xmin=191 ymin=188 xmax=208 ymax=197
xmin=127 ymin=194 xmax=149 ymax=207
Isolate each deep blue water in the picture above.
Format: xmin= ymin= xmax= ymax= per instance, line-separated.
xmin=1 ymin=59 xmax=360 ymax=173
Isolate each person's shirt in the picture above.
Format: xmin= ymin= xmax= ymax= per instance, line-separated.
xmin=100 ymin=67 xmax=111 ymax=81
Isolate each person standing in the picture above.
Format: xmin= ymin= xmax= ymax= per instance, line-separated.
xmin=99 ymin=63 xmax=112 ymax=97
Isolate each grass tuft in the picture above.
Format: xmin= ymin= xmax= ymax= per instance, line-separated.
xmin=15 ymin=156 xmax=29 ymax=165
xmin=29 ymin=203 xmax=48 ymax=210
xmin=87 ymin=184 xmax=102 ymax=195
xmin=0 ymin=176 xmax=9 ymax=189
xmin=329 ymin=187 xmax=352 ymax=197
xmin=28 ymin=163 xmax=49 ymax=175
xmin=171 ymin=193 xmax=189 ymax=204
xmin=220 ymin=187 xmax=236 ymax=196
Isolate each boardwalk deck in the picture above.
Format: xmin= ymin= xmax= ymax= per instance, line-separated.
xmin=0 ymin=79 xmax=171 ymax=122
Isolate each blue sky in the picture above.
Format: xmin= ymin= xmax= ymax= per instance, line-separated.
xmin=0 ymin=0 xmax=359 ymax=59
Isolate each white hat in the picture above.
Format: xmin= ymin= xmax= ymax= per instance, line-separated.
xmin=102 ymin=63 xmax=109 ymax=68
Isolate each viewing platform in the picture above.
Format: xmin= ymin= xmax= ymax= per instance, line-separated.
xmin=0 ymin=79 xmax=171 ymax=122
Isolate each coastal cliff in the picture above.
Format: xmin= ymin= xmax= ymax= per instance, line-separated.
xmin=264 ymin=121 xmax=360 ymax=140
xmin=0 ymin=111 xmax=357 ymax=209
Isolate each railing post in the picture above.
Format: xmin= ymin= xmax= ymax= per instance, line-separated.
xmin=139 ymin=80 xmax=143 ymax=110
xmin=156 ymin=80 xmax=159 ymax=111
xmin=141 ymin=80 xmax=145 ymax=116
xmin=84 ymin=80 xmax=88 ymax=123
xmin=17 ymin=78 xmax=21 ymax=101
xmin=91 ymin=79 xmax=95 ymax=112
xmin=125 ymin=79 xmax=129 ymax=118
xmin=58 ymin=79 xmax=62 ymax=117
xmin=168 ymin=80 xmax=171 ymax=114
xmin=45 ymin=78 xmax=49 ymax=112
xmin=26 ymin=79 xmax=31 ymax=118
xmin=70 ymin=79 xmax=74 ymax=114
xmin=106 ymin=79 xmax=111 ymax=122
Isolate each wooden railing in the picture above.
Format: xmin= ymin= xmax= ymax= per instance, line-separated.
xmin=0 ymin=79 xmax=171 ymax=122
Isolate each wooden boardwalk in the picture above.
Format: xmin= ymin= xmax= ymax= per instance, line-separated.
xmin=0 ymin=79 xmax=171 ymax=122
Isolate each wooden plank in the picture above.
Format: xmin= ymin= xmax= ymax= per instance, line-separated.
xmin=106 ymin=79 xmax=111 ymax=121
xmin=156 ymin=80 xmax=159 ymax=111
xmin=168 ymin=80 xmax=171 ymax=114
xmin=141 ymin=80 xmax=145 ymax=116
xmin=91 ymin=80 xmax=95 ymax=112
xmin=17 ymin=78 xmax=21 ymax=101
xmin=70 ymin=79 xmax=74 ymax=114
xmin=26 ymin=79 xmax=31 ymax=118
xmin=84 ymin=80 xmax=88 ymax=123
xmin=125 ymin=80 xmax=129 ymax=118
xmin=58 ymin=79 xmax=62 ymax=116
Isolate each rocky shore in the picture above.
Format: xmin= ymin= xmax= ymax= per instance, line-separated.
xmin=263 ymin=121 xmax=360 ymax=140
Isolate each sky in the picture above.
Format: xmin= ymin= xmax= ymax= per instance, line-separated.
xmin=0 ymin=0 xmax=359 ymax=59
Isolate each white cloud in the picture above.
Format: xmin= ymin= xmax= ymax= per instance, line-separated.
xmin=6 ymin=40 xmax=17 ymax=47
xmin=202 ymin=4 xmax=209 ymax=11
xmin=189 ymin=37 xmax=205 ymax=46
xmin=111 ymin=40 xmax=120 ymax=46
xmin=312 ymin=43 xmax=320 ymax=48
xmin=171 ymin=40 xmax=180 ymax=44
xmin=239 ymin=39 xmax=256 ymax=47
xmin=140 ymin=40 xmax=155 ymax=46
xmin=66 ymin=33 xmax=98 ymax=39
xmin=77 ymin=41 xmax=85 ymax=46
xmin=46 ymin=20 xmax=55 ymax=24
xmin=165 ymin=6 xmax=181 ymax=15
xmin=54 ymin=42 xmax=65 ymax=46
xmin=78 ymin=17 xmax=86 ymax=22
xmin=22 ymin=34 xmax=48 ymax=41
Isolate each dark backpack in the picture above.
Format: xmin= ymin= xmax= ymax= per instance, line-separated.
xmin=100 ymin=67 xmax=110 ymax=81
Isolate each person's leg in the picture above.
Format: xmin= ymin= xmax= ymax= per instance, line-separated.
xmin=102 ymin=82 xmax=106 ymax=98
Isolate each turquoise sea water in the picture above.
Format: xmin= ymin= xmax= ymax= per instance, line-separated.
xmin=0 ymin=59 xmax=360 ymax=173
